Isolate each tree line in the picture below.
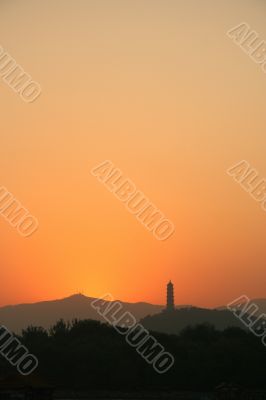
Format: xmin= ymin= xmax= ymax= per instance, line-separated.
xmin=0 ymin=319 xmax=266 ymax=391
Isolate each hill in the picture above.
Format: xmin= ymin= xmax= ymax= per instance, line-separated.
xmin=141 ymin=307 xmax=248 ymax=334
xmin=0 ymin=294 xmax=163 ymax=333
xmin=1 ymin=294 xmax=265 ymax=334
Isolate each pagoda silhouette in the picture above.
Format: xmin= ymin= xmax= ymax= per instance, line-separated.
xmin=166 ymin=280 xmax=175 ymax=312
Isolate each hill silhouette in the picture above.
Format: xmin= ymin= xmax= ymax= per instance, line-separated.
xmin=0 ymin=294 xmax=164 ymax=333
xmin=141 ymin=307 xmax=249 ymax=334
xmin=219 ymin=298 xmax=266 ymax=316
xmin=1 ymin=294 xmax=266 ymax=333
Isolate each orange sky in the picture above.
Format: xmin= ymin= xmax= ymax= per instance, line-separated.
xmin=0 ymin=0 xmax=266 ymax=308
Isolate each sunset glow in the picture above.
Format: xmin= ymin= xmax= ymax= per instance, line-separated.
xmin=1 ymin=0 xmax=266 ymax=308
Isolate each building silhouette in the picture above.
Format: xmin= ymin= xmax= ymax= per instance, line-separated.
xmin=166 ymin=280 xmax=175 ymax=311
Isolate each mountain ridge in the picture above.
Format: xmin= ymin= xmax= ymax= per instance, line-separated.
xmin=1 ymin=293 xmax=265 ymax=334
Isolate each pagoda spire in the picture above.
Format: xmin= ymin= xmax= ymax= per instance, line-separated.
xmin=166 ymin=280 xmax=175 ymax=311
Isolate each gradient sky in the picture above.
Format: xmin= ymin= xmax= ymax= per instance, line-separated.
xmin=0 ymin=0 xmax=266 ymax=308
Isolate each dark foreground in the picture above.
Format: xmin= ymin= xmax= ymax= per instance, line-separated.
xmin=54 ymin=389 xmax=266 ymax=400
xmin=1 ymin=320 xmax=266 ymax=398
xmin=2 ymin=389 xmax=266 ymax=400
